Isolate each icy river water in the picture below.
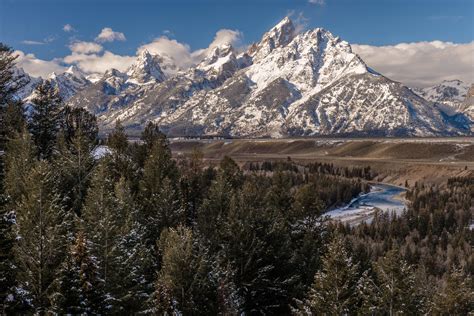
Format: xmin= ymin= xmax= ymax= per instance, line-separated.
xmin=325 ymin=183 xmax=408 ymax=225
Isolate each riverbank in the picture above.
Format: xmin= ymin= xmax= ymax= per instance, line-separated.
xmin=325 ymin=183 xmax=408 ymax=226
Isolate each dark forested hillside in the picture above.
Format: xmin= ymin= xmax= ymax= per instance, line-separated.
xmin=1 ymin=44 xmax=473 ymax=315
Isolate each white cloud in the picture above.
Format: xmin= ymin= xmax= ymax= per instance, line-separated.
xmin=308 ymin=0 xmax=325 ymax=5
xmin=21 ymin=40 xmax=45 ymax=45
xmin=138 ymin=36 xmax=193 ymax=69
xmin=352 ymin=41 xmax=474 ymax=87
xmin=63 ymin=24 xmax=75 ymax=32
xmin=209 ymin=29 xmax=243 ymax=49
xmin=14 ymin=50 xmax=65 ymax=78
xmin=21 ymin=36 xmax=56 ymax=46
xmin=138 ymin=28 xmax=243 ymax=70
xmin=63 ymin=51 xmax=135 ymax=73
xmin=95 ymin=27 xmax=126 ymax=43
xmin=191 ymin=29 xmax=243 ymax=62
xmin=69 ymin=41 xmax=103 ymax=54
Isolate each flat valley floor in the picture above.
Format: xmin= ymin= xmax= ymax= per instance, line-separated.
xmin=170 ymin=137 xmax=474 ymax=186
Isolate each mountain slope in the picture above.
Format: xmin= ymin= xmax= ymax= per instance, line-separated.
xmin=413 ymin=80 xmax=469 ymax=108
xmin=14 ymin=66 xmax=92 ymax=103
xmin=67 ymin=17 xmax=472 ymax=137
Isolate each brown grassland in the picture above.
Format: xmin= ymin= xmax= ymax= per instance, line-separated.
xmin=170 ymin=138 xmax=474 ymax=186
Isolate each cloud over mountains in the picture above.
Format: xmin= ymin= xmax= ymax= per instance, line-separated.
xmin=352 ymin=41 xmax=474 ymax=87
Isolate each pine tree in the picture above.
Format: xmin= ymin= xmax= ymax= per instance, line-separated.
xmin=356 ymin=270 xmax=380 ymax=315
xmin=54 ymin=127 xmax=96 ymax=215
xmin=265 ymin=170 xmax=294 ymax=214
xmin=196 ymin=170 xmax=234 ymax=250
xmin=14 ymin=161 xmax=67 ymax=313
xmin=154 ymin=226 xmax=217 ymax=315
xmin=302 ymin=235 xmax=360 ymax=315
xmin=179 ymin=148 xmax=204 ymax=224
xmin=106 ymin=120 xmax=136 ymax=182
xmin=81 ymin=160 xmax=121 ymax=307
xmin=51 ymin=231 xmax=106 ymax=315
xmin=373 ymin=248 xmax=422 ymax=315
xmin=139 ymin=138 xmax=181 ymax=247
xmin=1 ymin=129 xmax=35 ymax=313
xmin=0 ymin=43 xmax=26 ymax=151
xmin=289 ymin=183 xmax=328 ymax=298
xmin=109 ymin=177 xmax=150 ymax=313
xmin=50 ymin=237 xmax=83 ymax=314
xmin=218 ymin=156 xmax=243 ymax=188
xmin=2 ymin=100 xmax=26 ymax=142
xmin=4 ymin=127 xmax=35 ymax=203
xmin=220 ymin=179 xmax=295 ymax=315
xmin=0 ymin=194 xmax=25 ymax=313
xmin=59 ymin=106 xmax=98 ymax=146
xmin=107 ymin=120 xmax=128 ymax=155
xmin=29 ymin=81 xmax=62 ymax=160
xmin=141 ymin=121 xmax=167 ymax=153
xmin=431 ymin=267 xmax=473 ymax=315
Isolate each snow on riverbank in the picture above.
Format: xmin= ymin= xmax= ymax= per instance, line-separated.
xmin=325 ymin=184 xmax=407 ymax=225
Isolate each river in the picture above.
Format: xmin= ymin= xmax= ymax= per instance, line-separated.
xmin=325 ymin=183 xmax=408 ymax=225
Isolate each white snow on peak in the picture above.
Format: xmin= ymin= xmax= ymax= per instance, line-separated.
xmin=126 ymin=50 xmax=166 ymax=83
xmin=413 ymin=79 xmax=469 ymax=108
xmin=250 ymin=16 xmax=296 ymax=61
xmin=245 ymin=25 xmax=371 ymax=93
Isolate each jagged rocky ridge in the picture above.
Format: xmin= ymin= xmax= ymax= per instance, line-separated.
xmin=18 ymin=17 xmax=474 ymax=137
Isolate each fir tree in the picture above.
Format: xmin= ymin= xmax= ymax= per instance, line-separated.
xmin=54 ymin=127 xmax=96 ymax=216
xmin=141 ymin=121 xmax=167 ymax=153
xmin=29 ymin=81 xmax=62 ymax=160
xmin=196 ymin=170 xmax=234 ymax=250
xmin=107 ymin=120 xmax=129 ymax=155
xmin=1 ymin=129 xmax=34 ymax=313
xmin=372 ymin=248 xmax=422 ymax=315
xmin=4 ymin=128 xmax=35 ymax=210
xmin=59 ymin=106 xmax=98 ymax=146
xmin=0 ymin=43 xmax=26 ymax=151
xmin=356 ymin=269 xmax=380 ymax=315
xmin=220 ymin=180 xmax=295 ymax=314
xmin=51 ymin=231 xmax=106 ymax=315
xmin=154 ymin=226 xmax=217 ymax=315
xmin=302 ymin=235 xmax=360 ymax=315
xmin=139 ymin=138 xmax=181 ymax=246
xmin=81 ymin=160 xmax=120 ymax=307
xmin=179 ymin=148 xmax=206 ymax=225
xmin=109 ymin=177 xmax=150 ymax=313
xmin=2 ymin=100 xmax=26 ymax=142
xmin=106 ymin=120 xmax=136 ymax=182
xmin=14 ymin=161 xmax=67 ymax=313
xmin=0 ymin=194 xmax=26 ymax=313
xmin=431 ymin=267 xmax=473 ymax=315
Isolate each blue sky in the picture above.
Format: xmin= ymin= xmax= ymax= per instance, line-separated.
xmin=1 ymin=0 xmax=473 ymax=59
xmin=1 ymin=0 xmax=473 ymax=86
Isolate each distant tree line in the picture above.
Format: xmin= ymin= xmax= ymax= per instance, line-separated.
xmin=1 ymin=43 xmax=472 ymax=315
xmin=246 ymin=161 xmax=375 ymax=181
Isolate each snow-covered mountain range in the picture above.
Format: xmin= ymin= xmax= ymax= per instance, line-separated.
xmin=15 ymin=17 xmax=473 ymax=137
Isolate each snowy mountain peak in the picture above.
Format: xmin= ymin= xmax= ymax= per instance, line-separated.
xmin=66 ymin=19 xmax=472 ymax=137
xmin=250 ymin=16 xmax=296 ymax=60
xmin=104 ymin=68 xmax=126 ymax=79
xmin=198 ymin=44 xmax=236 ymax=70
xmin=126 ymin=50 xmax=166 ymax=84
xmin=47 ymin=65 xmax=91 ymax=100
xmin=64 ymin=65 xmax=86 ymax=77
